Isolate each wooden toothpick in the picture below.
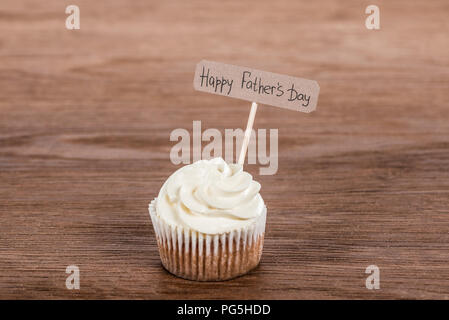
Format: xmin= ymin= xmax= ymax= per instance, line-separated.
xmin=238 ymin=102 xmax=258 ymax=166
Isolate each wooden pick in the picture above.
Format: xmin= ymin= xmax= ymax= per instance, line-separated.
xmin=238 ymin=102 xmax=258 ymax=166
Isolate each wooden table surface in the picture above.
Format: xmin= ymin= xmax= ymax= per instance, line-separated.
xmin=1 ymin=0 xmax=448 ymax=299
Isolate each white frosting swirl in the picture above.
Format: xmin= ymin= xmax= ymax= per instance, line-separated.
xmin=156 ymin=158 xmax=265 ymax=234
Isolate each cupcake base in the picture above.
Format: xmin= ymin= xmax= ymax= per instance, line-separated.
xmin=149 ymin=198 xmax=266 ymax=281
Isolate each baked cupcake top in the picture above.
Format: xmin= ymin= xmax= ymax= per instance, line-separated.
xmin=156 ymin=157 xmax=265 ymax=234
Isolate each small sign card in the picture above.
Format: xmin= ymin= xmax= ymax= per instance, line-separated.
xmin=193 ymin=60 xmax=320 ymax=113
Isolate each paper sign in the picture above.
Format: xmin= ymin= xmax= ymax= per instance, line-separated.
xmin=193 ymin=60 xmax=320 ymax=113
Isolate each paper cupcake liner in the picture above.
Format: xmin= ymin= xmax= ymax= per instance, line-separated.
xmin=148 ymin=198 xmax=266 ymax=281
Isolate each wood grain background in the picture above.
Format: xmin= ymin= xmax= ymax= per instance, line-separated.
xmin=0 ymin=0 xmax=448 ymax=299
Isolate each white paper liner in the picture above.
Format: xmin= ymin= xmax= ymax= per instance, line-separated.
xmin=148 ymin=198 xmax=266 ymax=281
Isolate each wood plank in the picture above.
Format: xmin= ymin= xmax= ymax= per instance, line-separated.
xmin=0 ymin=0 xmax=448 ymax=299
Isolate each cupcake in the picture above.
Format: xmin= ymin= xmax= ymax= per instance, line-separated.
xmin=149 ymin=157 xmax=266 ymax=281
